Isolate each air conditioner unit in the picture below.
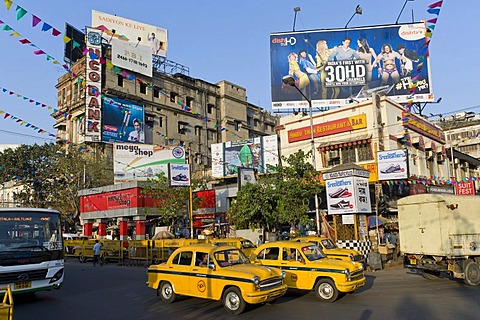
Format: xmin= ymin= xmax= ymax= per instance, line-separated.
xmin=328 ymin=150 xmax=340 ymax=159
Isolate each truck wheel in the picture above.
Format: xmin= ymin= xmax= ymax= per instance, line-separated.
xmin=422 ymin=270 xmax=440 ymax=280
xmin=464 ymin=260 xmax=480 ymax=286
xmin=158 ymin=281 xmax=177 ymax=303
xmin=314 ymin=279 xmax=339 ymax=302
xmin=223 ymin=287 xmax=246 ymax=315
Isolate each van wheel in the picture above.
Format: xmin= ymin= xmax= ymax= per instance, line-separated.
xmin=464 ymin=260 xmax=480 ymax=286
xmin=159 ymin=281 xmax=176 ymax=303
xmin=314 ymin=279 xmax=339 ymax=302
xmin=79 ymin=254 xmax=86 ymax=263
xmin=223 ymin=287 xmax=246 ymax=315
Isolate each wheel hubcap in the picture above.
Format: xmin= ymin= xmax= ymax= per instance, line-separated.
xmin=226 ymin=292 xmax=240 ymax=310
xmin=319 ymin=283 xmax=333 ymax=299
xmin=163 ymin=285 xmax=172 ymax=298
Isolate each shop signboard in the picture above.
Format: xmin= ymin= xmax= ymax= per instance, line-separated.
xmin=377 ymin=149 xmax=408 ymax=180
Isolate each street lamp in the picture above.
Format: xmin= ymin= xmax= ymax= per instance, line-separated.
xmin=293 ymin=7 xmax=301 ymax=32
xmin=345 ymin=5 xmax=362 ymax=28
xmin=282 ymin=75 xmax=321 ymax=236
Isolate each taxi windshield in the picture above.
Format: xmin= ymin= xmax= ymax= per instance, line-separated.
xmin=213 ymin=249 xmax=249 ymax=267
xmin=301 ymin=245 xmax=326 ymax=261
xmin=241 ymin=240 xmax=255 ymax=249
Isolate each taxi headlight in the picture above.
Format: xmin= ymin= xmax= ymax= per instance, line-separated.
xmin=252 ymin=276 xmax=260 ymax=285
xmin=281 ymin=271 xmax=286 ymax=279
xmin=344 ymin=268 xmax=351 ymax=281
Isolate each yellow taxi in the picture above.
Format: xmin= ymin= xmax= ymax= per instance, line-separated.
xmin=146 ymin=243 xmax=287 ymax=314
xmin=291 ymin=236 xmax=365 ymax=265
xmin=251 ymin=241 xmax=365 ymax=302
xmin=207 ymin=237 xmax=257 ymax=257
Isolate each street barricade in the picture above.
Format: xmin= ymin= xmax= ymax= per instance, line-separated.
xmin=64 ymin=239 xmax=124 ymax=263
xmin=0 ymin=286 xmax=13 ymax=320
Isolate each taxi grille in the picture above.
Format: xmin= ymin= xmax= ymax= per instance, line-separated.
xmin=259 ymin=277 xmax=283 ymax=291
xmin=350 ymin=270 xmax=364 ymax=282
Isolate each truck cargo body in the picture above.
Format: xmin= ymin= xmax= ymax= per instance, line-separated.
xmin=398 ymin=194 xmax=480 ymax=285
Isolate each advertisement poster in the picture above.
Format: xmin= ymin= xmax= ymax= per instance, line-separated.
xmin=455 ymin=181 xmax=476 ymax=196
xmin=326 ymin=176 xmax=355 ymax=214
xmin=270 ymin=22 xmax=433 ymax=110
xmin=92 ymin=10 xmax=168 ymax=57
xmin=85 ymin=27 xmax=102 ymax=142
xmin=102 ymin=96 xmax=145 ymax=144
xmin=113 ymin=143 xmax=185 ymax=183
xmin=377 ymin=149 xmax=408 ymax=180
xmin=354 ymin=176 xmax=371 ymax=213
xmin=111 ymin=39 xmax=152 ymax=77
xmin=169 ymin=164 xmax=191 ymax=187
xmin=211 ymin=135 xmax=279 ymax=178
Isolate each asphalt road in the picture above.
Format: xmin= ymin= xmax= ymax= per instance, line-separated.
xmin=13 ymin=259 xmax=480 ymax=320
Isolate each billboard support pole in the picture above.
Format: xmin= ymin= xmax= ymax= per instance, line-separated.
xmin=282 ymin=75 xmax=321 ymax=236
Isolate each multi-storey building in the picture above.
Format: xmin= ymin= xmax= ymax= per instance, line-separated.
xmin=53 ymin=49 xmax=278 ymax=177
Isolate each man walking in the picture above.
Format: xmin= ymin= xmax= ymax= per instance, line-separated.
xmin=93 ymin=240 xmax=102 ymax=267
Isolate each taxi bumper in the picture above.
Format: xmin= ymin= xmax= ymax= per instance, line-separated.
xmin=336 ymin=277 xmax=366 ymax=293
xmin=243 ymin=284 xmax=288 ymax=304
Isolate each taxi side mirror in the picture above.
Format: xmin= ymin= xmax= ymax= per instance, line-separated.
xmin=208 ymin=264 xmax=216 ymax=270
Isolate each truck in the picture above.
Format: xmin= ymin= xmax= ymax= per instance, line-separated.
xmin=398 ymin=194 xmax=480 ymax=285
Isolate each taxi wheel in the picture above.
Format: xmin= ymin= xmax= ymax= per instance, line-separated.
xmin=159 ymin=281 xmax=177 ymax=303
xmin=314 ymin=279 xmax=339 ymax=302
xmin=223 ymin=287 xmax=246 ymax=315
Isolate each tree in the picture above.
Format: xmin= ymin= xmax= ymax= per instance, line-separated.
xmin=227 ymin=150 xmax=324 ymax=233
xmin=142 ymin=172 xmax=206 ymax=230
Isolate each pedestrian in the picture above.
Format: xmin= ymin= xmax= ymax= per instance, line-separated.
xmin=257 ymin=235 xmax=264 ymax=246
xmin=93 ymin=239 xmax=102 ymax=267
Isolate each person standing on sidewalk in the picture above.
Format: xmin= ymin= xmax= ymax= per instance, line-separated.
xmin=93 ymin=240 xmax=102 ymax=267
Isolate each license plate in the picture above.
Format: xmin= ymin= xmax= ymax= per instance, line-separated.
xmin=409 ymin=259 xmax=417 ymax=265
xmin=14 ymin=281 xmax=31 ymax=289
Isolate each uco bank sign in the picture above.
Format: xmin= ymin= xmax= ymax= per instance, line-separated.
xmin=85 ymin=27 xmax=102 ymax=142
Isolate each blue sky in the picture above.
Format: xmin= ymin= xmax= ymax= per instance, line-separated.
xmin=0 ymin=0 xmax=474 ymax=145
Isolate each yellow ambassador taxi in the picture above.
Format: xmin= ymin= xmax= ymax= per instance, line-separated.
xmin=251 ymin=241 xmax=365 ymax=302
xmin=208 ymin=237 xmax=257 ymax=257
xmin=146 ymin=243 xmax=287 ymax=315
xmin=292 ymin=236 xmax=365 ymax=265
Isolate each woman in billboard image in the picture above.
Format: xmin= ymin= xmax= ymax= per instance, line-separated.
xmin=314 ymin=40 xmax=339 ymax=99
xmin=356 ymin=38 xmax=377 ymax=84
xmin=287 ymin=52 xmax=310 ymax=94
xmin=372 ymin=44 xmax=406 ymax=85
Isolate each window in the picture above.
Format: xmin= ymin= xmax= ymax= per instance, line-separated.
xmin=158 ymin=116 xmax=163 ymax=128
xmin=153 ymin=87 xmax=160 ymax=98
xmin=358 ymin=144 xmax=372 ymax=161
xmin=61 ymin=88 xmax=66 ymax=104
xmin=178 ymin=122 xmax=188 ymax=134
xmin=342 ymin=146 xmax=356 ymax=163
xmin=195 ymin=252 xmax=212 ymax=267
xmin=207 ymin=129 xmax=216 ymax=141
xmin=234 ymin=121 xmax=240 ymax=131
xmin=171 ymin=251 xmax=193 ymax=266
xmin=207 ymin=103 xmax=214 ymax=114
xmin=117 ymin=74 xmax=123 ymax=87
xmin=195 ymin=126 xmax=202 ymax=141
xmin=257 ymin=247 xmax=279 ymax=260
xmin=254 ymin=119 xmax=259 ymax=127
xmin=186 ymin=96 xmax=194 ymax=107
xmin=140 ymin=82 xmax=147 ymax=94
xmin=170 ymin=91 xmax=178 ymax=103
xmin=73 ymin=83 xmax=78 ymax=101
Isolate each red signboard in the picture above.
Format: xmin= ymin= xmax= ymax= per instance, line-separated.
xmin=80 ymin=187 xmax=156 ymax=213
xmin=455 ymin=181 xmax=476 ymax=196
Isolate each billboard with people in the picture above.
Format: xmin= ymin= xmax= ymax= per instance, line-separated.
xmin=102 ymin=96 xmax=145 ymax=144
xmin=270 ymin=22 xmax=433 ymax=110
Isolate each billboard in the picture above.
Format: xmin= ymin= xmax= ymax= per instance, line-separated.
xmin=325 ymin=176 xmax=371 ymax=215
xmin=270 ymin=22 xmax=433 ymax=110
xmin=169 ymin=163 xmax=191 ymax=187
xmin=111 ymin=39 xmax=152 ymax=77
xmin=377 ymin=149 xmax=408 ymax=180
xmin=113 ymin=143 xmax=185 ymax=183
xmin=92 ymin=10 xmax=168 ymax=58
xmin=64 ymin=23 xmax=85 ymax=65
xmin=85 ymin=27 xmax=102 ymax=142
xmin=102 ymin=96 xmax=145 ymax=144
xmin=211 ymin=135 xmax=279 ymax=178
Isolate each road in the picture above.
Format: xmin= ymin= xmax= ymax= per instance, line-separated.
xmin=13 ymin=259 xmax=480 ymax=320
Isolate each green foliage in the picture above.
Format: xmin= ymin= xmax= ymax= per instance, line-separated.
xmin=0 ymin=143 xmax=113 ymax=226
xmin=227 ymin=150 xmax=324 ymax=232
xmin=142 ymin=172 xmax=206 ymax=228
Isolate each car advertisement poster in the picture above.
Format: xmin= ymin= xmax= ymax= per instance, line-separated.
xmin=377 ymin=149 xmax=408 ymax=180
xmin=211 ymin=134 xmax=279 ymax=178
xmin=270 ymin=22 xmax=433 ymax=110
xmin=113 ymin=143 xmax=185 ymax=183
xmin=102 ymin=96 xmax=145 ymax=144
xmin=169 ymin=163 xmax=191 ymax=187
xmin=326 ymin=176 xmax=371 ymax=215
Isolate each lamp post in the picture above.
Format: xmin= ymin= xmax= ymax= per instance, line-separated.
xmin=345 ymin=5 xmax=362 ymax=28
xmin=282 ymin=75 xmax=321 ymax=236
xmin=293 ymin=7 xmax=301 ymax=32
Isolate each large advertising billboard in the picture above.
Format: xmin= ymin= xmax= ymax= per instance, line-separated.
xmin=111 ymin=39 xmax=152 ymax=77
xmin=211 ymin=135 xmax=279 ymax=178
xmin=92 ymin=10 xmax=168 ymax=58
xmin=113 ymin=143 xmax=185 ymax=183
xmin=270 ymin=22 xmax=433 ymax=110
xmin=377 ymin=149 xmax=408 ymax=181
xmin=102 ymin=96 xmax=145 ymax=144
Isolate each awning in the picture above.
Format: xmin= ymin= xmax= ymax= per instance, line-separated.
xmin=317 ymin=134 xmax=372 ymax=151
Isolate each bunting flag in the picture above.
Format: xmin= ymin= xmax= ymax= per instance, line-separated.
xmin=0 ymin=21 xmax=69 ymax=72
xmin=3 ymin=0 xmax=63 ymax=37
xmin=0 ymin=108 xmax=56 ymax=137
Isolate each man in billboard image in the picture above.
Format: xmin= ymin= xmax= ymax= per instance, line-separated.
xmin=396 ymin=44 xmax=419 ymax=77
xmin=128 ymin=118 xmax=145 ymax=143
xmin=298 ymin=49 xmax=320 ymax=97
xmin=372 ymin=44 xmax=406 ymax=85
xmin=147 ymin=32 xmax=165 ymax=56
xmin=328 ymin=36 xmax=361 ymax=62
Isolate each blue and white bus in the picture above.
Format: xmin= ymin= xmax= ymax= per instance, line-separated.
xmin=0 ymin=208 xmax=64 ymax=294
